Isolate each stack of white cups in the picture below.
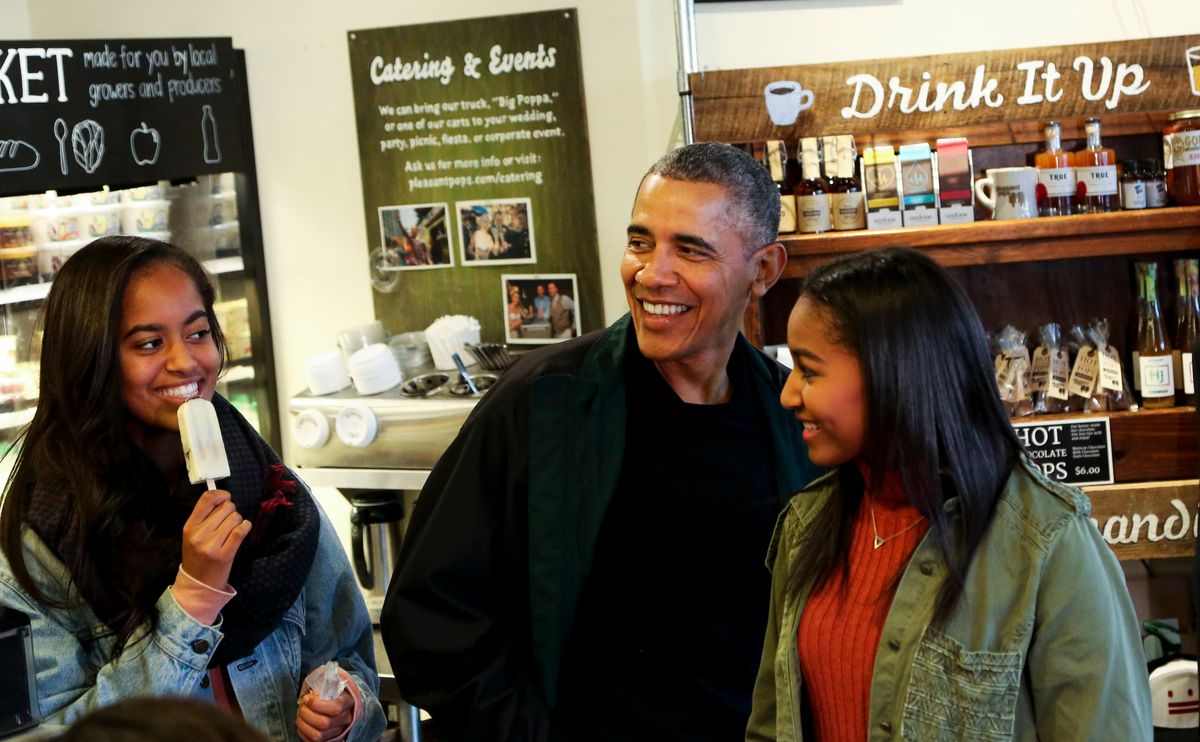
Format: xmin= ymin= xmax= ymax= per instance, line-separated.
xmin=346 ymin=344 xmax=403 ymax=395
xmin=304 ymin=350 xmax=352 ymax=396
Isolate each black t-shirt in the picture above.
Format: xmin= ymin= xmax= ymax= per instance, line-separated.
xmin=552 ymin=341 xmax=779 ymax=741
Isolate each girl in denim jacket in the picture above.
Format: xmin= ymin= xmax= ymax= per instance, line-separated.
xmin=0 ymin=236 xmax=384 ymax=741
xmin=748 ymin=247 xmax=1152 ymax=741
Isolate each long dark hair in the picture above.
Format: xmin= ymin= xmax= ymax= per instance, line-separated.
xmin=788 ymin=248 xmax=1021 ymax=625
xmin=0 ymin=235 xmax=227 ymax=657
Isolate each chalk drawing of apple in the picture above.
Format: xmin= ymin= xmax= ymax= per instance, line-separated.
xmin=130 ymin=122 xmax=160 ymax=166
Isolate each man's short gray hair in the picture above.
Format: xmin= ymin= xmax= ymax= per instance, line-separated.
xmin=643 ymin=142 xmax=780 ymax=254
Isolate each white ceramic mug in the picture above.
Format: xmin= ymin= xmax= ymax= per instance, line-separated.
xmin=975 ymin=167 xmax=1039 ymax=220
xmin=764 ymin=81 xmax=814 ymax=126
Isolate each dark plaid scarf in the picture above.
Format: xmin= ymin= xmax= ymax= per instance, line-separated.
xmin=26 ymin=394 xmax=320 ymax=667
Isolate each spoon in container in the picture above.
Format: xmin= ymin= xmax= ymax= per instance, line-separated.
xmin=451 ymin=352 xmax=479 ymax=395
xmin=53 ymin=119 xmax=68 ymax=175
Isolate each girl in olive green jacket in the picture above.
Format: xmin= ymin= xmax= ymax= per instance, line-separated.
xmin=748 ymin=248 xmax=1152 ymax=741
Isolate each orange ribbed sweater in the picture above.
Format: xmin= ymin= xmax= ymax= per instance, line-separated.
xmin=796 ymin=473 xmax=928 ymax=742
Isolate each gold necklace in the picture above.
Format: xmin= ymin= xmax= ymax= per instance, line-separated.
xmin=867 ymin=493 xmax=926 ymax=550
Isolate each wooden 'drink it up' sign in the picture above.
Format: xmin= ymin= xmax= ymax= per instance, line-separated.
xmin=691 ymin=35 xmax=1200 ymax=142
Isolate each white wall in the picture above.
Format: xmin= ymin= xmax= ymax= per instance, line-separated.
xmin=0 ymin=0 xmax=30 ymax=36
xmin=694 ymin=0 xmax=1200 ymax=70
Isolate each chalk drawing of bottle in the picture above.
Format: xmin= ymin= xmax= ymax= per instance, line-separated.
xmin=201 ymin=105 xmax=222 ymax=164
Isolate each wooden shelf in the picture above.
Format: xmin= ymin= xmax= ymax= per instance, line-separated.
xmin=779 ymin=206 xmax=1200 ymax=278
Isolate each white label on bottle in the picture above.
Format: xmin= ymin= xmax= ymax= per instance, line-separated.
xmin=830 ymin=191 xmax=865 ymax=230
xmin=797 ymin=194 xmax=831 ymax=233
xmin=1139 ymin=354 xmax=1175 ymax=398
xmin=1099 ymin=347 xmax=1123 ymax=392
xmin=1185 ymin=352 xmax=1195 ymax=395
xmin=1147 ymin=180 xmax=1168 ymax=207
xmin=1077 ymin=165 xmax=1118 ymax=196
xmin=1121 ymin=180 xmax=1146 ymax=209
xmin=1038 ymin=167 xmax=1077 ymax=197
xmin=1048 ymin=349 xmax=1070 ymax=401
xmin=1068 ymin=348 xmax=1100 ymax=398
xmin=779 ymin=195 xmax=797 ymax=234
xmin=1165 ymin=131 xmax=1200 ymax=169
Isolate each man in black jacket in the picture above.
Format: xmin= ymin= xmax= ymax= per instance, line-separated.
xmin=382 ymin=143 xmax=822 ymax=741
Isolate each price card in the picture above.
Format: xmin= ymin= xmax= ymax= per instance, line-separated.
xmin=1012 ymin=417 xmax=1114 ymax=486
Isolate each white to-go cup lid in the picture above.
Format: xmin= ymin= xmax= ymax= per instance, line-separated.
xmin=304 ymin=350 xmax=351 ymax=396
xmin=347 ymin=343 xmax=402 ymax=395
xmin=335 ymin=404 xmax=378 ymax=447
xmin=292 ymin=409 xmax=331 ymax=449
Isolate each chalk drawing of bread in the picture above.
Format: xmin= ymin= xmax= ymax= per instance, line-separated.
xmin=0 ymin=139 xmax=40 ymax=173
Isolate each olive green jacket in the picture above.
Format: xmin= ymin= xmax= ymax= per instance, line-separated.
xmin=747 ymin=458 xmax=1153 ymax=742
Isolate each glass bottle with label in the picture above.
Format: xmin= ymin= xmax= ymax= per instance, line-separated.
xmin=1173 ymin=258 xmax=1199 ymax=405
xmin=766 ymin=140 xmax=797 ymax=234
xmin=820 ymin=136 xmax=838 ymax=190
xmin=794 ymin=137 xmax=831 ymax=234
xmin=1143 ymin=159 xmax=1168 ymax=208
xmin=1075 ymin=118 xmax=1119 ymax=214
xmin=1136 ymin=261 xmax=1176 ymax=409
xmin=1120 ymin=160 xmax=1146 ymax=210
xmin=1035 ymin=121 xmax=1075 ymax=216
xmin=830 ymin=134 xmax=865 ymax=231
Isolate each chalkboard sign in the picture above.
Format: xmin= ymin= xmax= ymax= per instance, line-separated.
xmin=1013 ymin=417 xmax=1115 ymax=486
xmin=0 ymin=38 xmax=244 ymax=196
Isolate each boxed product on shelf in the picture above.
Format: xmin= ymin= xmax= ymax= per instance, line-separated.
xmin=934 ymin=137 xmax=974 ymax=224
xmin=0 ymin=215 xmax=33 ymax=249
xmin=899 ymin=143 xmax=937 ymax=227
xmin=120 ymin=200 xmax=170 ymax=234
xmin=0 ymin=247 xmax=39 ymax=288
xmin=861 ymin=145 xmax=902 ymax=230
xmin=79 ymin=205 xmax=121 ymax=239
xmin=214 ymin=298 xmax=252 ymax=361
xmin=116 ymin=182 xmax=169 ymax=203
xmin=30 ymin=208 xmax=81 ymax=243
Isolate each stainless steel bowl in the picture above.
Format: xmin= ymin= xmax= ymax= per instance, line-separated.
xmin=400 ymin=373 xmax=449 ymax=397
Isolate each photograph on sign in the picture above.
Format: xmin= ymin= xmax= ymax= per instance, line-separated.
xmin=377 ymin=202 xmax=453 ymax=271
xmin=502 ymin=273 xmax=578 ymax=344
xmin=458 ymin=197 xmax=535 ymax=266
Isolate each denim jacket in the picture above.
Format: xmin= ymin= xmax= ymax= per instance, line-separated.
xmin=0 ymin=500 xmax=386 ymax=742
xmin=746 ymin=458 xmax=1153 ymax=742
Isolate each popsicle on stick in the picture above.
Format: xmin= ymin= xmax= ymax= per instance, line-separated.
xmin=178 ymin=397 xmax=230 ymax=490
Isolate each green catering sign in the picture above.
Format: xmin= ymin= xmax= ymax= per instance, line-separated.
xmin=348 ymin=9 xmax=601 ymax=345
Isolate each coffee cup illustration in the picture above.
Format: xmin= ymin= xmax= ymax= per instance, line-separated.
xmin=1187 ymin=46 xmax=1200 ymax=96
xmin=764 ymin=81 xmax=815 ymax=126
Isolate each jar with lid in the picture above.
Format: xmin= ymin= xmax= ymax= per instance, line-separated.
xmin=1164 ymin=110 xmax=1200 ymax=205
xmin=1120 ymin=160 xmax=1146 ymax=210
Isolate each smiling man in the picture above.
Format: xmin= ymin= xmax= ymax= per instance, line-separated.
xmin=382 ymin=143 xmax=821 ymax=742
